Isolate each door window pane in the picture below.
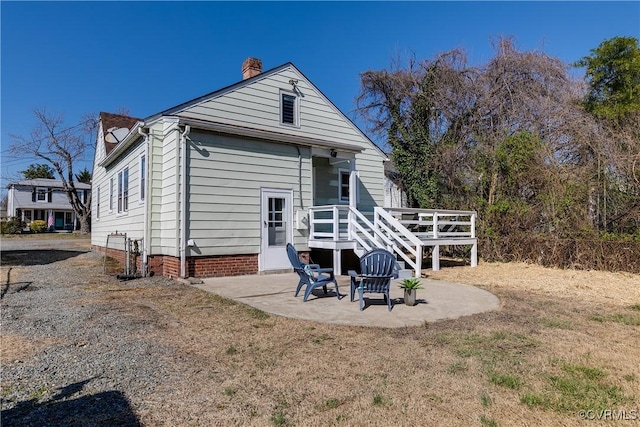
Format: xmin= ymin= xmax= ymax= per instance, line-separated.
xmin=268 ymin=197 xmax=286 ymax=246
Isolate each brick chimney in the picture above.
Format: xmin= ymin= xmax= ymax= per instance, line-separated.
xmin=242 ymin=57 xmax=262 ymax=80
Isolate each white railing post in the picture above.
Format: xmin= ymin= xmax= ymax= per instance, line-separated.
xmin=432 ymin=211 xmax=439 ymax=239
xmin=348 ymin=207 xmax=354 ymax=241
xmin=471 ymin=212 xmax=476 ymax=238
xmin=373 ymin=207 xmax=383 ymax=247
xmin=470 ymin=212 xmax=477 ymax=267
xmin=349 ymin=165 xmax=358 ymax=208
xmin=432 ymin=245 xmax=440 ymax=271
xmin=416 ymin=244 xmax=422 ymax=278
xmin=309 ymin=208 xmax=315 ymax=239
xmin=374 ymin=207 xmax=380 ymax=230
xmin=332 ymin=205 xmax=339 ymax=242
xmin=471 ymin=242 xmax=478 ymax=267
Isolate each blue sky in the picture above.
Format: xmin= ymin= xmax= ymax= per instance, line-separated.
xmin=1 ymin=1 xmax=638 ymax=187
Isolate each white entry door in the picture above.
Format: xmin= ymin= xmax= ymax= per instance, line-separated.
xmin=260 ymin=189 xmax=293 ymax=271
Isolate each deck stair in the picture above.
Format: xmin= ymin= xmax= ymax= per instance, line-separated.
xmin=308 ymin=206 xmax=477 ymax=277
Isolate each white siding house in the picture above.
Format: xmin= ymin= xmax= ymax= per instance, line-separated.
xmin=92 ymin=58 xmax=388 ymax=278
xmin=384 ymin=161 xmax=407 ymax=208
xmin=7 ymin=179 xmax=90 ymax=231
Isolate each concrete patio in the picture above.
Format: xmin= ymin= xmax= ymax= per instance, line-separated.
xmin=194 ymin=273 xmax=500 ymax=328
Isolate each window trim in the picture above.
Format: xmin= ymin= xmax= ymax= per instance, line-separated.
xmin=279 ymin=90 xmax=300 ymax=128
xmin=96 ymin=186 xmax=100 ymax=220
xmin=117 ymin=167 xmax=129 ymax=215
xmin=338 ymin=168 xmax=350 ymax=203
xmin=109 ymin=177 xmax=114 ymax=212
xmin=139 ymin=153 xmax=146 ymax=203
xmin=36 ymin=187 xmax=48 ymax=203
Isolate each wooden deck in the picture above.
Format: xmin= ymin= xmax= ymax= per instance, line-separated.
xmin=308 ymin=206 xmax=477 ymax=276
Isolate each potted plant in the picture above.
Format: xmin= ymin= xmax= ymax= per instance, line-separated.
xmin=399 ymin=278 xmax=423 ymax=306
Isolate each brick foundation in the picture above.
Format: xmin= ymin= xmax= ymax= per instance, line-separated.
xmin=93 ymin=245 xmax=259 ymax=278
xmin=185 ymin=254 xmax=258 ymax=278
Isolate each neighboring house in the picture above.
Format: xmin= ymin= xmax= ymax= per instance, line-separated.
xmin=384 ymin=161 xmax=407 ymax=208
xmin=91 ymin=58 xmax=389 ymax=278
xmin=6 ymin=179 xmax=90 ymax=231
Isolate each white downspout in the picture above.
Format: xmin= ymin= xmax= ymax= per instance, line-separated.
xmin=138 ymin=126 xmax=150 ymax=276
xmin=179 ymin=125 xmax=191 ymax=278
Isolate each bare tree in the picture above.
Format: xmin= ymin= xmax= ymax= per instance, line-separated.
xmin=9 ymin=108 xmax=97 ymax=233
xmin=357 ymin=37 xmax=608 ymax=238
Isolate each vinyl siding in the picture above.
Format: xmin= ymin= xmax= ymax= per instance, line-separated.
xmin=92 ymin=64 xmax=385 ymax=263
xmin=180 ymin=68 xmax=368 ymax=146
xmin=177 ymin=65 xmax=385 ymax=213
xmin=186 ymin=131 xmax=312 ymax=256
xmin=149 ymin=121 xmax=179 ymax=256
xmin=91 ymin=130 xmax=146 ymax=250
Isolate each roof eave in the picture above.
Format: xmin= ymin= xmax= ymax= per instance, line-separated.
xmin=178 ymin=117 xmax=365 ymax=152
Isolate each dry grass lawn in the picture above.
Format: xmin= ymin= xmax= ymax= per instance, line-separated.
xmin=5 ymin=255 xmax=640 ymax=426
xmin=91 ymin=262 xmax=640 ymax=426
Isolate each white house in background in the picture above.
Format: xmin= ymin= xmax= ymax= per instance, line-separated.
xmin=91 ymin=58 xmax=389 ymax=278
xmin=7 ymin=179 xmax=90 ymax=231
xmin=384 ymin=161 xmax=407 ymax=208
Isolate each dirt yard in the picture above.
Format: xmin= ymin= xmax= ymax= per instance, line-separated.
xmin=2 ymin=235 xmax=639 ymax=426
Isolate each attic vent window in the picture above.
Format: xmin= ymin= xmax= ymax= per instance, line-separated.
xmin=280 ymin=91 xmax=299 ymax=127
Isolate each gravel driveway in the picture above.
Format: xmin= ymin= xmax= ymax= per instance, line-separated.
xmin=1 ymin=237 xmax=178 ymax=426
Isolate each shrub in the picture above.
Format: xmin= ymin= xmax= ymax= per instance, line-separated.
xmin=29 ymin=220 xmax=47 ymax=233
xmin=1 ymin=217 xmax=25 ymax=234
xmin=479 ymin=234 xmax=640 ymax=273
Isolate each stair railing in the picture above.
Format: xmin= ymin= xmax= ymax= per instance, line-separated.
xmin=308 ymin=205 xmax=425 ymax=277
xmin=373 ymin=207 xmax=423 ymax=277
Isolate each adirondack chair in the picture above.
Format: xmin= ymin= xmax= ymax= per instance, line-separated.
xmin=349 ymin=249 xmax=397 ymax=311
xmin=286 ymin=244 xmax=341 ymax=302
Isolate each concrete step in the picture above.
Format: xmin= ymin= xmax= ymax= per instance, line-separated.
xmin=395 ymin=269 xmax=414 ymax=279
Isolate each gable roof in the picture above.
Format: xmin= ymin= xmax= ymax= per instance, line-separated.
xmin=102 ymin=61 xmax=388 ymax=163
xmin=99 ymin=112 xmax=141 ymax=155
xmin=144 ymin=62 xmax=387 ymax=159
xmin=9 ymin=178 xmax=91 ymax=190
xmin=145 ymin=62 xmax=296 ymax=121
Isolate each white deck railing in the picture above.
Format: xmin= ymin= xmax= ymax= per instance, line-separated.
xmin=384 ymin=208 xmax=476 ymax=240
xmin=308 ymin=205 xmax=477 ymax=277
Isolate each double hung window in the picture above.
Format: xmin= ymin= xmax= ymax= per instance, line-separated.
xmin=117 ymin=167 xmax=129 ymax=213
xmin=139 ymin=155 xmax=146 ymax=202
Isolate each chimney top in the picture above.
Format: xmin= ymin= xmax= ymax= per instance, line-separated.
xmin=242 ymin=57 xmax=262 ymax=80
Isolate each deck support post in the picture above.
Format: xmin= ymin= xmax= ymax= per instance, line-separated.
xmin=415 ymin=244 xmax=422 ymax=278
xmin=471 ymin=242 xmax=478 ymax=267
xmin=333 ymin=249 xmax=342 ymax=275
xmin=432 ymin=245 xmax=440 ymax=271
